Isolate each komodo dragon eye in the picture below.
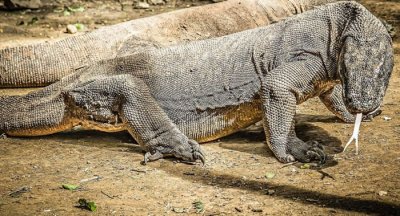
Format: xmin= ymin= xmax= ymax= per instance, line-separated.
xmin=339 ymin=35 xmax=394 ymax=115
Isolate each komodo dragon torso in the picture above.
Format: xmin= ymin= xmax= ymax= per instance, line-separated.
xmin=0 ymin=2 xmax=393 ymax=164
xmin=0 ymin=0 xmax=337 ymax=87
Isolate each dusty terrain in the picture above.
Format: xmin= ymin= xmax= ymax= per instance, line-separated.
xmin=0 ymin=0 xmax=399 ymax=215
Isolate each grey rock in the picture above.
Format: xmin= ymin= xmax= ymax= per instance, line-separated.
xmin=66 ymin=24 xmax=78 ymax=34
xmin=4 ymin=0 xmax=42 ymax=10
xmin=148 ymin=0 xmax=165 ymax=5
xmin=134 ymin=0 xmax=150 ymax=9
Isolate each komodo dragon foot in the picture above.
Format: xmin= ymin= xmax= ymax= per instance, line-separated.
xmin=275 ymin=138 xmax=326 ymax=164
xmin=143 ymin=139 xmax=205 ymax=165
xmin=288 ymin=140 xmax=326 ymax=164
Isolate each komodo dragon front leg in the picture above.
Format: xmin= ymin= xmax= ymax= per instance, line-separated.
xmin=64 ymin=74 xmax=205 ymax=164
xmin=260 ymin=56 xmax=326 ymax=163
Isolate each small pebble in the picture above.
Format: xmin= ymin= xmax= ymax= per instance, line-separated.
xmin=266 ymin=189 xmax=275 ymax=195
xmin=148 ymin=0 xmax=165 ymax=5
xmin=383 ymin=116 xmax=392 ymax=121
xmin=378 ymin=191 xmax=387 ymax=196
xmin=134 ymin=1 xmax=150 ymax=9
xmin=66 ymin=24 xmax=77 ymax=34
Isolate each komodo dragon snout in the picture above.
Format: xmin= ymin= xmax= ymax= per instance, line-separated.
xmin=339 ymin=35 xmax=394 ymax=115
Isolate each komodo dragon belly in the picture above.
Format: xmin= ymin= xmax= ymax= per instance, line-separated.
xmin=75 ymin=99 xmax=264 ymax=143
xmin=7 ymin=100 xmax=263 ymax=144
xmin=173 ymin=100 xmax=263 ymax=143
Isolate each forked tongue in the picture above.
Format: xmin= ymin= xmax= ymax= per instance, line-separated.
xmin=343 ymin=113 xmax=363 ymax=155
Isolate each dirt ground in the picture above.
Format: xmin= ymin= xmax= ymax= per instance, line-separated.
xmin=0 ymin=0 xmax=400 ymax=215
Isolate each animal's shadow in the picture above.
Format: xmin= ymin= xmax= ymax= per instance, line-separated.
xmin=12 ymin=115 xmax=400 ymax=214
xmin=20 ymin=129 xmax=145 ymax=155
xmin=15 ymin=114 xmax=344 ymax=159
xmin=218 ymin=114 xmax=343 ymax=159
xmin=159 ymin=162 xmax=400 ymax=215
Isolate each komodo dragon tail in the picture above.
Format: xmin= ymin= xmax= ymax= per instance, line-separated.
xmin=0 ymin=0 xmax=338 ymax=88
xmin=0 ymin=89 xmax=69 ymax=136
xmin=0 ymin=80 xmax=78 ymax=136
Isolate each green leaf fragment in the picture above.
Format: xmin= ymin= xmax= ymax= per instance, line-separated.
xmin=193 ymin=201 xmax=204 ymax=213
xmin=78 ymin=199 xmax=97 ymax=212
xmin=74 ymin=23 xmax=85 ymax=31
xmin=265 ymin=172 xmax=275 ymax=179
xmin=62 ymin=184 xmax=79 ymax=190
xmin=300 ymin=164 xmax=311 ymax=169
xmin=173 ymin=207 xmax=185 ymax=213
xmin=53 ymin=8 xmax=64 ymax=13
xmin=87 ymin=201 xmax=97 ymax=211
xmin=28 ymin=17 xmax=38 ymax=25
xmin=67 ymin=6 xmax=85 ymax=12
xmin=63 ymin=10 xmax=71 ymax=16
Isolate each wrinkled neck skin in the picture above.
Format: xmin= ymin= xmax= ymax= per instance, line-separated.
xmin=249 ymin=2 xmax=392 ymax=110
xmin=327 ymin=3 xmax=376 ymax=80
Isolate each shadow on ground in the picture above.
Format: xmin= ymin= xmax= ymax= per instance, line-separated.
xmin=218 ymin=114 xmax=343 ymax=156
xmin=161 ymin=163 xmax=400 ymax=215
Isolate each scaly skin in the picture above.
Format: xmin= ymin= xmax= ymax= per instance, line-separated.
xmin=0 ymin=0 xmax=338 ymax=87
xmin=0 ymin=2 xmax=393 ymax=164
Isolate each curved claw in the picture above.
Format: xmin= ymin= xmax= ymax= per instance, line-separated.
xmin=282 ymin=154 xmax=296 ymax=163
xmin=307 ymin=148 xmax=326 ymax=164
xmin=315 ymin=147 xmax=326 ymax=164
xmin=143 ymin=152 xmax=150 ymax=165
xmin=304 ymin=141 xmax=326 ymax=164
xmin=0 ymin=133 xmax=7 ymax=139
xmin=306 ymin=151 xmax=319 ymax=162
xmin=187 ymin=140 xmax=206 ymax=165
xmin=143 ymin=151 xmax=163 ymax=165
xmin=194 ymin=151 xmax=206 ymax=166
xmin=307 ymin=140 xmax=324 ymax=150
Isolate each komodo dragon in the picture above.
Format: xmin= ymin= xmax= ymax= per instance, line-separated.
xmin=0 ymin=0 xmax=338 ymax=87
xmin=0 ymin=1 xmax=393 ymax=164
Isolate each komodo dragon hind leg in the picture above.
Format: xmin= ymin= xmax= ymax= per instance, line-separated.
xmin=65 ymin=74 xmax=205 ymax=164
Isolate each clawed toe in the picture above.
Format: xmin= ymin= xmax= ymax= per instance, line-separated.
xmin=194 ymin=151 xmax=206 ymax=166
xmin=307 ymin=140 xmax=324 ymax=151
xmin=274 ymin=153 xmax=296 ymax=163
xmin=305 ymin=141 xmax=326 ymax=163
xmin=143 ymin=151 xmax=163 ymax=165
xmin=285 ymin=154 xmax=296 ymax=163
xmin=287 ymin=139 xmax=327 ymax=164
xmin=188 ymin=140 xmax=206 ymax=165
xmin=306 ymin=148 xmax=326 ymax=164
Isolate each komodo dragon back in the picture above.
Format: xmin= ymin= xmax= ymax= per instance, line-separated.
xmin=0 ymin=0 xmax=338 ymax=87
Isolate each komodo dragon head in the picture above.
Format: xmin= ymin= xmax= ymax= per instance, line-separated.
xmin=338 ymin=5 xmax=394 ymax=116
